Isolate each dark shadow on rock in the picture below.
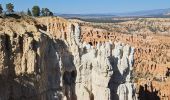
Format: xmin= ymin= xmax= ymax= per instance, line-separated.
xmin=5 ymin=14 xmax=21 ymax=19
xmin=108 ymin=55 xmax=131 ymax=100
xmin=138 ymin=84 xmax=160 ymax=100
xmin=166 ymin=68 xmax=170 ymax=77
xmin=108 ymin=56 xmax=121 ymax=100
xmin=55 ymin=39 xmax=77 ymax=100
xmin=0 ymin=74 xmax=39 ymax=100
xmin=0 ymin=34 xmax=39 ymax=100
xmin=0 ymin=34 xmax=77 ymax=100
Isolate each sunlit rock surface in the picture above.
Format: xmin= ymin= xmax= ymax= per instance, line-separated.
xmin=78 ymin=19 xmax=170 ymax=100
xmin=1 ymin=16 xmax=170 ymax=100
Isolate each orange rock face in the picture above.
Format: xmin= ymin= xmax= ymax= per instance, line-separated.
xmin=37 ymin=17 xmax=69 ymax=38
xmin=79 ymin=19 xmax=170 ymax=99
xmin=37 ymin=17 xmax=170 ymax=99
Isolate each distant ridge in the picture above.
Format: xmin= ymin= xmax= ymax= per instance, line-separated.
xmin=56 ymin=8 xmax=170 ymax=18
xmin=57 ymin=14 xmax=116 ymax=19
xmin=116 ymin=8 xmax=170 ymax=17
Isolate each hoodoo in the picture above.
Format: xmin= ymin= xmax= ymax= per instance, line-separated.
xmin=0 ymin=16 xmax=170 ymax=100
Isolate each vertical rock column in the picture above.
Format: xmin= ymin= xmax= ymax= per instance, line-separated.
xmin=66 ymin=23 xmax=137 ymax=100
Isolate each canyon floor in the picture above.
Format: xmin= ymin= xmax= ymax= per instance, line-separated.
xmin=0 ymin=15 xmax=169 ymax=100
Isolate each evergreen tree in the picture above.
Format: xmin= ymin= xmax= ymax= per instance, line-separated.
xmin=41 ymin=8 xmax=46 ymax=16
xmin=41 ymin=8 xmax=53 ymax=16
xmin=6 ymin=3 xmax=14 ymax=13
xmin=0 ymin=4 xmax=3 ymax=14
xmin=27 ymin=9 xmax=32 ymax=16
xmin=32 ymin=6 xmax=40 ymax=17
xmin=49 ymin=11 xmax=53 ymax=16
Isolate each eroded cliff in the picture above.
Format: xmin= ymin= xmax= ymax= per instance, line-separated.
xmin=1 ymin=15 xmax=169 ymax=100
xmin=37 ymin=17 xmax=137 ymax=100
xmin=0 ymin=16 xmax=137 ymax=100
xmin=77 ymin=18 xmax=170 ymax=100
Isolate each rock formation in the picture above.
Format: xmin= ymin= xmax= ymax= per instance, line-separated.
xmin=74 ymin=41 xmax=137 ymax=100
xmin=77 ymin=18 xmax=170 ymax=100
xmin=38 ymin=17 xmax=138 ymax=100
xmin=0 ymin=16 xmax=137 ymax=100
xmin=1 ymin=15 xmax=170 ymax=100
xmin=0 ymin=17 xmax=66 ymax=100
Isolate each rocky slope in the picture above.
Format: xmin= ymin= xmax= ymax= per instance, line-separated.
xmin=78 ymin=18 xmax=170 ymax=100
xmin=1 ymin=16 xmax=170 ymax=100
xmin=37 ymin=17 xmax=138 ymax=100
xmin=0 ymin=16 xmax=137 ymax=100
xmin=84 ymin=18 xmax=170 ymax=36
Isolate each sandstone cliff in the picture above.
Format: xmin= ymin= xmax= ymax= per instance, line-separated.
xmin=77 ymin=18 xmax=170 ymax=100
xmin=37 ymin=17 xmax=138 ymax=100
xmin=1 ymin=15 xmax=169 ymax=100
xmin=0 ymin=16 xmax=137 ymax=100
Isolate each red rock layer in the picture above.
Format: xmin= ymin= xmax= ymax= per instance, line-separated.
xmin=80 ymin=25 xmax=170 ymax=99
xmin=37 ymin=17 xmax=69 ymax=38
xmin=37 ymin=17 xmax=170 ymax=99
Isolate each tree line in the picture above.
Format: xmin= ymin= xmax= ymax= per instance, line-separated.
xmin=0 ymin=3 xmax=53 ymax=17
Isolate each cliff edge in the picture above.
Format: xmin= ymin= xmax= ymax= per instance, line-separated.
xmin=0 ymin=16 xmax=137 ymax=100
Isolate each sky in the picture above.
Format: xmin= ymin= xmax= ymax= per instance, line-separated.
xmin=0 ymin=0 xmax=170 ymax=14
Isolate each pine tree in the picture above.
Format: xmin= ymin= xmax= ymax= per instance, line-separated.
xmin=41 ymin=8 xmax=46 ymax=16
xmin=41 ymin=8 xmax=53 ymax=16
xmin=27 ymin=9 xmax=32 ymax=16
xmin=0 ymin=4 xmax=3 ymax=14
xmin=32 ymin=6 xmax=40 ymax=17
xmin=49 ymin=11 xmax=53 ymax=16
xmin=6 ymin=3 xmax=14 ymax=13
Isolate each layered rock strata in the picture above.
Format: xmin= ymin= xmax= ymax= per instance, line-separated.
xmin=0 ymin=16 xmax=137 ymax=100
xmin=38 ymin=17 xmax=138 ymax=100
xmin=78 ymin=19 xmax=170 ymax=100
xmin=36 ymin=18 xmax=170 ymax=99
xmin=37 ymin=17 xmax=170 ymax=100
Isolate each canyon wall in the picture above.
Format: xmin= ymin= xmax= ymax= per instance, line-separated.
xmin=0 ymin=16 xmax=137 ymax=100
xmin=1 ymin=16 xmax=169 ymax=100
xmin=79 ymin=19 xmax=170 ymax=100
xmin=0 ymin=17 xmax=68 ymax=100
xmin=37 ymin=17 xmax=138 ymax=100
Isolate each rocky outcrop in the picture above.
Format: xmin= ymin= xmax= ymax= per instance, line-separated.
xmin=0 ymin=17 xmax=76 ymax=100
xmin=3 ymin=16 xmax=170 ymax=100
xmin=0 ymin=16 xmax=137 ymax=100
xmin=78 ymin=18 xmax=170 ymax=100
xmin=38 ymin=17 xmax=138 ymax=100
xmin=76 ymin=41 xmax=137 ymax=100
xmin=36 ymin=17 xmax=170 ymax=100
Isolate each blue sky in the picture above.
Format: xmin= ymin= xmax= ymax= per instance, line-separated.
xmin=0 ymin=0 xmax=170 ymax=14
